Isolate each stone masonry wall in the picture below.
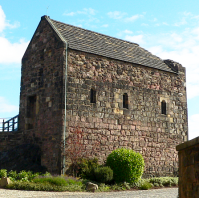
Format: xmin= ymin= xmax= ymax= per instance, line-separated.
xmin=66 ymin=49 xmax=188 ymax=177
xmin=177 ymin=137 xmax=199 ymax=198
xmin=0 ymin=131 xmax=24 ymax=152
xmin=19 ymin=18 xmax=66 ymax=174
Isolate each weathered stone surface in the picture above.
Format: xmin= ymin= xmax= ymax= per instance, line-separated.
xmin=0 ymin=177 xmax=11 ymax=187
xmin=65 ymin=49 xmax=188 ymax=177
xmin=86 ymin=182 xmax=98 ymax=192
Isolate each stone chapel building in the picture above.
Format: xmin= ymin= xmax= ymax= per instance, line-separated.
xmin=18 ymin=15 xmax=188 ymax=175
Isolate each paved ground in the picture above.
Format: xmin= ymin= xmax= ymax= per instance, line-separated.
xmin=0 ymin=187 xmax=178 ymax=198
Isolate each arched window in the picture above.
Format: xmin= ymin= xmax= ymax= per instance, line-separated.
xmin=123 ymin=93 xmax=128 ymax=109
xmin=90 ymin=88 xmax=96 ymax=103
xmin=161 ymin=100 xmax=166 ymax=115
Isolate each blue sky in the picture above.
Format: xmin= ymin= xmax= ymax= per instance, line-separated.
xmin=0 ymin=0 xmax=199 ymax=140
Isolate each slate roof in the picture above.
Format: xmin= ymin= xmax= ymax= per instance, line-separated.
xmin=47 ymin=16 xmax=176 ymax=73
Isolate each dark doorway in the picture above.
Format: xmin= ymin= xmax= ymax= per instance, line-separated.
xmin=27 ymin=95 xmax=36 ymax=129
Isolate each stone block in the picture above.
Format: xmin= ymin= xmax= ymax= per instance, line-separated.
xmin=0 ymin=177 xmax=12 ymax=187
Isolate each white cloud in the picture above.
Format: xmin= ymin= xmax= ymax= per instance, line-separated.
xmin=0 ymin=37 xmax=29 ymax=64
xmin=173 ymin=12 xmax=194 ymax=27
xmin=124 ymin=14 xmax=142 ymax=22
xmin=188 ymin=114 xmax=199 ymax=140
xmin=162 ymin=22 xmax=169 ymax=26
xmin=141 ymin=23 xmax=149 ymax=27
xmin=0 ymin=7 xmax=29 ymax=64
xmin=101 ymin=24 xmax=109 ymax=28
xmin=0 ymin=5 xmax=20 ymax=32
xmin=0 ymin=97 xmax=18 ymax=113
xmin=85 ymin=8 xmax=96 ymax=15
xmin=107 ymin=11 xmax=126 ymax=20
xmin=123 ymin=30 xmax=133 ymax=34
xmin=76 ymin=24 xmax=83 ymax=28
xmin=125 ymin=34 xmax=145 ymax=45
xmin=174 ymin=18 xmax=187 ymax=26
xmin=64 ymin=8 xmax=97 ymax=16
xmin=107 ymin=11 xmax=142 ymax=23
xmin=64 ymin=12 xmax=75 ymax=16
xmin=0 ymin=5 xmax=6 ymax=32
xmin=153 ymin=18 xmax=157 ymax=22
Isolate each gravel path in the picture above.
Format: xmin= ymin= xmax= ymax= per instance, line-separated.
xmin=0 ymin=187 xmax=178 ymax=198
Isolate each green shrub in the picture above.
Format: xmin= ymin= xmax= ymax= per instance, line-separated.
xmin=7 ymin=170 xmax=17 ymax=180
xmin=106 ymin=148 xmax=145 ymax=183
xmin=0 ymin=169 xmax=7 ymax=178
xmin=109 ymin=182 xmax=131 ymax=191
xmin=94 ymin=166 xmax=113 ymax=183
xmin=41 ymin=172 xmax=51 ymax=177
xmin=7 ymin=170 xmax=18 ymax=181
xmin=122 ymin=182 xmax=131 ymax=190
xmin=7 ymin=170 xmax=50 ymax=182
xmin=139 ymin=181 xmax=152 ymax=190
xmin=17 ymin=170 xmax=36 ymax=182
xmin=149 ymin=177 xmax=178 ymax=187
xmin=5 ymin=181 xmax=64 ymax=191
xmin=97 ymin=183 xmax=110 ymax=192
xmin=78 ymin=158 xmax=99 ymax=180
xmin=64 ymin=178 xmax=83 ymax=186
xmin=153 ymin=182 xmax=159 ymax=187
xmin=6 ymin=177 xmax=84 ymax=192
xmin=33 ymin=176 xmax=68 ymax=186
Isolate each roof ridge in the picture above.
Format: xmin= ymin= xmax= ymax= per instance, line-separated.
xmin=50 ymin=18 xmax=140 ymax=47
xmin=43 ymin=16 xmax=177 ymax=74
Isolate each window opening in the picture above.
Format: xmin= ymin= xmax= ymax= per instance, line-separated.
xmin=123 ymin=93 xmax=128 ymax=109
xmin=161 ymin=100 xmax=166 ymax=115
xmin=38 ymin=68 xmax=43 ymax=87
xmin=90 ymin=89 xmax=96 ymax=103
xmin=27 ymin=95 xmax=36 ymax=129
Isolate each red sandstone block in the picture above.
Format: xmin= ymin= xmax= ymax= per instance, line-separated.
xmin=94 ymin=122 xmax=100 ymax=128
xmin=81 ymin=117 xmax=86 ymax=122
xmin=100 ymin=123 xmax=108 ymax=129
xmin=97 ymin=118 xmax=102 ymax=123
xmin=110 ymin=130 xmax=114 ymax=135
xmin=117 ymin=125 xmax=121 ymax=130
xmin=135 ymin=125 xmax=140 ymax=130
xmin=122 ymin=125 xmax=128 ymax=130
xmin=92 ymin=117 xmax=97 ymax=122
xmin=109 ymin=124 xmax=114 ymax=129
xmin=157 ymin=128 xmax=161 ymax=132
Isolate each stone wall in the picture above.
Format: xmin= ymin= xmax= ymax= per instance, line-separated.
xmin=176 ymin=137 xmax=199 ymax=198
xmin=0 ymin=131 xmax=24 ymax=152
xmin=18 ymin=17 xmax=66 ymax=174
xmin=65 ymin=49 xmax=188 ymax=177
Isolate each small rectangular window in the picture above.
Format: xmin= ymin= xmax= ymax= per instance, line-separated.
xmin=161 ymin=100 xmax=166 ymax=115
xmin=90 ymin=89 xmax=96 ymax=103
xmin=123 ymin=93 xmax=128 ymax=109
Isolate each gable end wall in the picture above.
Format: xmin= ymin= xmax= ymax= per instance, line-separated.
xmin=19 ymin=18 xmax=66 ymax=174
